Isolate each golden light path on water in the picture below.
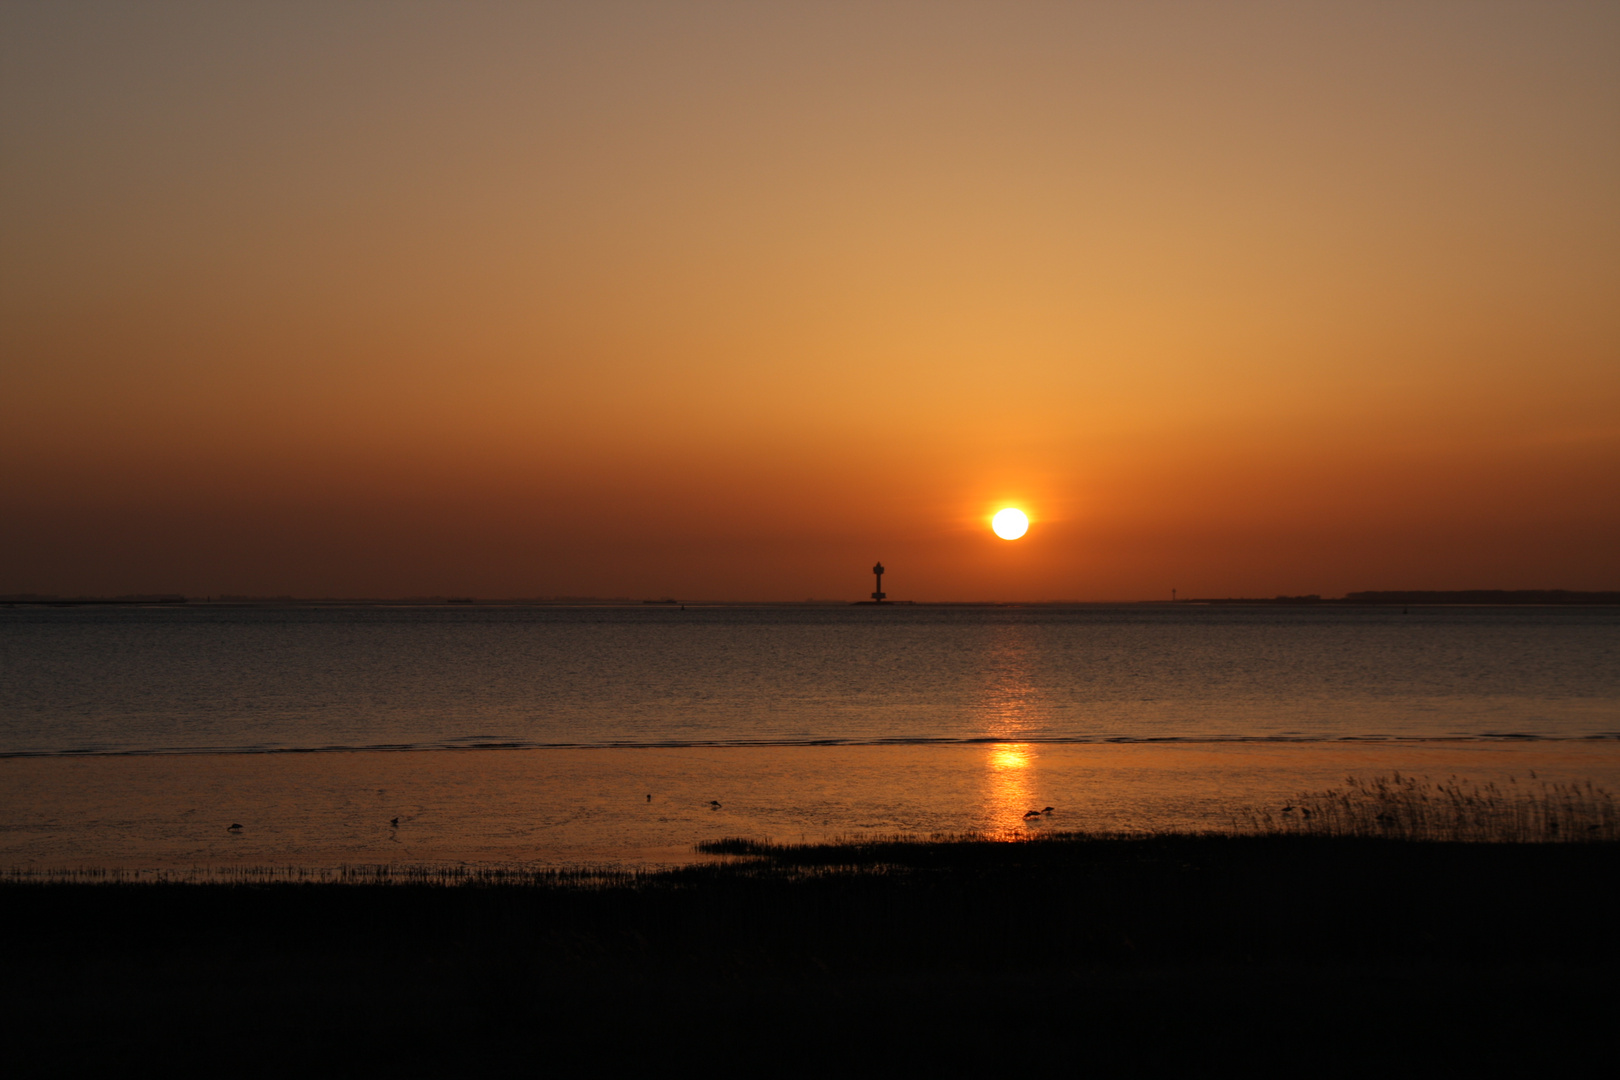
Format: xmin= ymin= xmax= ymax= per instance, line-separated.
xmin=979 ymin=619 xmax=1050 ymax=835
xmin=986 ymin=743 xmax=1038 ymax=837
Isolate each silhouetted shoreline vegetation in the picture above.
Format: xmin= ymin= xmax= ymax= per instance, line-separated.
xmin=6 ymin=822 xmax=1617 ymax=1072
xmin=1242 ymin=772 xmax=1617 ymax=841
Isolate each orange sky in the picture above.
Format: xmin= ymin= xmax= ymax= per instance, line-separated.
xmin=3 ymin=2 xmax=1617 ymax=600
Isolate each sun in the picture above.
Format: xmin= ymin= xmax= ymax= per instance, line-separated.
xmin=991 ymin=508 xmax=1029 ymax=540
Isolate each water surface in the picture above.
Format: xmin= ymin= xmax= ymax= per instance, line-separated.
xmin=3 ymin=603 xmax=1615 ymax=754
xmin=3 ymin=603 xmax=1616 ymax=872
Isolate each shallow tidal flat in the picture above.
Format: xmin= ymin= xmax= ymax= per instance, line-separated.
xmin=5 ymin=740 xmax=1619 ymax=876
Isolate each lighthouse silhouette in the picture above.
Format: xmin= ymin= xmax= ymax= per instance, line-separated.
xmin=871 ymin=562 xmax=886 ymax=603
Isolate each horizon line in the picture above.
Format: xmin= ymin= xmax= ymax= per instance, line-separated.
xmin=5 ymin=589 xmax=1620 ymax=607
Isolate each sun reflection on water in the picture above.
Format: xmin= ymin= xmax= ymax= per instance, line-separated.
xmin=985 ymin=742 xmax=1039 ymax=836
xmin=979 ymin=623 xmax=1052 ymax=835
xmin=979 ymin=622 xmax=1048 ymax=738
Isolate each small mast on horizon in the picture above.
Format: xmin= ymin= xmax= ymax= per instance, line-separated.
xmin=871 ymin=562 xmax=886 ymax=604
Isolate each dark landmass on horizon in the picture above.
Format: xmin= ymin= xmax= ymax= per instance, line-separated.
xmin=5 ymin=833 xmax=1615 ymax=1072
xmin=5 ymin=589 xmax=1619 ymax=606
xmin=1183 ymin=589 xmax=1620 ymax=605
xmin=3 ymin=589 xmax=1618 ymax=609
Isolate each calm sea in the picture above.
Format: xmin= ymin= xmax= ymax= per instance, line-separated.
xmin=5 ymin=603 xmax=1618 ymax=872
xmin=2 ymin=603 xmax=1616 ymax=755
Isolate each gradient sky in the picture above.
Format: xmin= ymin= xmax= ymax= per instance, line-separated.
xmin=3 ymin=1 xmax=1617 ymax=600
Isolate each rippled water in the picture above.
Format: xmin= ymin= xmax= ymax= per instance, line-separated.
xmin=3 ymin=603 xmax=1617 ymax=871
xmin=2 ymin=603 xmax=1616 ymax=755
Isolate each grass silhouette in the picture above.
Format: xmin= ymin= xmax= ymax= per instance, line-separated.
xmin=3 ymin=777 xmax=1617 ymax=1072
xmin=1242 ymin=772 xmax=1618 ymax=842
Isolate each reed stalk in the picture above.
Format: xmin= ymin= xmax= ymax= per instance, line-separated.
xmin=1241 ymin=773 xmax=1618 ymax=842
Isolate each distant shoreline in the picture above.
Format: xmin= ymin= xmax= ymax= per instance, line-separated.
xmin=5 ymin=589 xmax=1619 ymax=606
xmin=1180 ymin=589 xmax=1620 ymax=605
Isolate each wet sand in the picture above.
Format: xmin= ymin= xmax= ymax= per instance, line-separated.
xmin=5 ymin=740 xmax=1618 ymax=874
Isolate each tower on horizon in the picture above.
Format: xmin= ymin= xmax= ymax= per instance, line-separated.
xmin=871 ymin=562 xmax=886 ymax=603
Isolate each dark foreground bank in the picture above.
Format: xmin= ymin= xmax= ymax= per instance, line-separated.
xmin=4 ymin=835 xmax=1617 ymax=1074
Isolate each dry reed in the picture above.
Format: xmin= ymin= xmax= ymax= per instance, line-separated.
xmin=0 ymin=862 xmax=648 ymax=887
xmin=1242 ymin=773 xmax=1618 ymax=842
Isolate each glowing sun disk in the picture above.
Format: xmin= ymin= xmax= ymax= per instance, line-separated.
xmin=992 ymin=508 xmax=1029 ymax=540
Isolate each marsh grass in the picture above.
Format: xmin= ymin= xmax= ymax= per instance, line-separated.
xmin=5 ymin=829 xmax=1618 ymax=1071
xmin=695 ymin=831 xmax=987 ymax=859
xmin=1241 ymin=773 xmax=1619 ymax=842
xmin=0 ymin=862 xmax=649 ymax=887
